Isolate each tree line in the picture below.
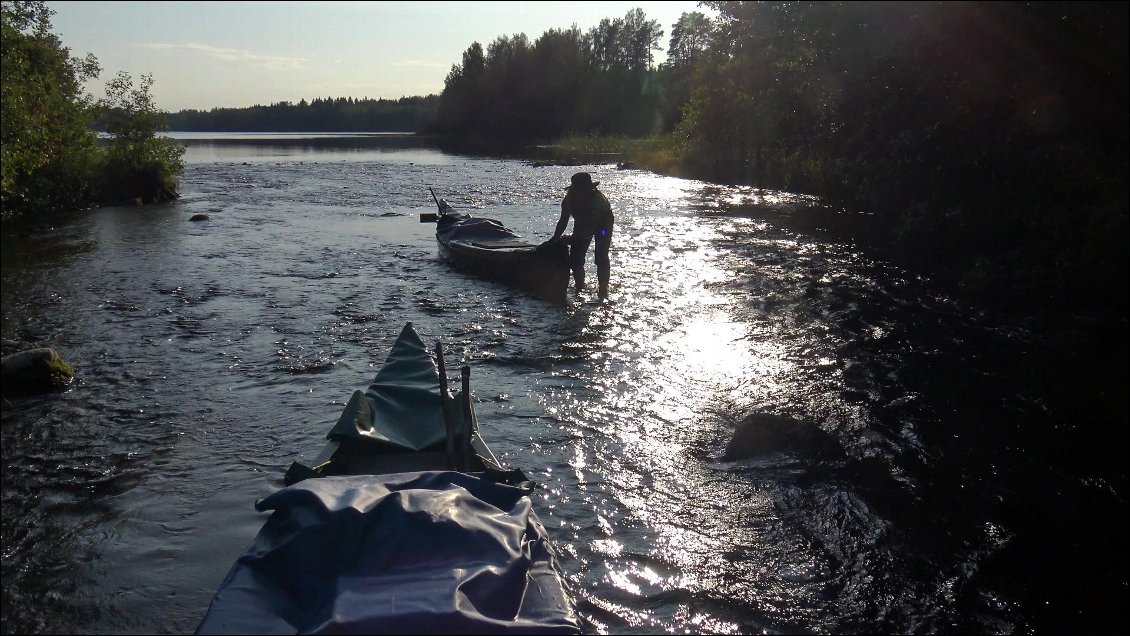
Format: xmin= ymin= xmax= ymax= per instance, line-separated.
xmin=679 ymin=1 xmax=1127 ymax=309
xmin=428 ymin=7 xmax=690 ymax=139
xmin=431 ymin=1 xmax=1127 ymax=310
xmin=166 ymin=95 xmax=439 ymax=132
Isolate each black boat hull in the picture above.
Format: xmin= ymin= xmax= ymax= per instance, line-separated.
xmin=436 ymin=236 xmax=569 ymax=304
xmin=428 ymin=192 xmax=570 ymax=304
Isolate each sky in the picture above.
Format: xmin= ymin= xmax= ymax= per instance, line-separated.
xmin=45 ymin=1 xmax=711 ymax=113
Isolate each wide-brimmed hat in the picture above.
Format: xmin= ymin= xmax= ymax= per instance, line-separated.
xmin=566 ymin=172 xmax=599 ymax=190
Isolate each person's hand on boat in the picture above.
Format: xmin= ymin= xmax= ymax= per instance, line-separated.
xmin=535 ymin=235 xmax=567 ymax=253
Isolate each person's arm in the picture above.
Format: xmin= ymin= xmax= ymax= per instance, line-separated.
xmin=595 ymin=190 xmax=613 ymax=226
xmin=550 ymin=196 xmax=571 ymax=241
xmin=596 ymin=190 xmax=611 ymax=211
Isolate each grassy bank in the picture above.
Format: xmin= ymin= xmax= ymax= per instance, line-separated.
xmin=536 ymin=134 xmax=686 ymax=177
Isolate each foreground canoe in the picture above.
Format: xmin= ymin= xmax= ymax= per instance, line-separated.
xmin=197 ymin=323 xmax=582 ymax=635
xmin=422 ymin=190 xmax=570 ymax=304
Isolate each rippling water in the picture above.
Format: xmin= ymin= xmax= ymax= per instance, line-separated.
xmin=2 ymin=135 xmax=1126 ymax=634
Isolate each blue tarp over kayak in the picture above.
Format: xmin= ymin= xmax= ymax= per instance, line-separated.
xmin=437 ymin=211 xmax=525 ymax=245
xmin=326 ymin=323 xmax=447 ymax=451
xmin=196 ymin=472 xmax=582 ymax=635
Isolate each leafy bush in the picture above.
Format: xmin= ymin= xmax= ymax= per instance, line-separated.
xmin=1 ymin=1 xmax=184 ymax=218
xmin=95 ymin=72 xmax=185 ymax=204
xmin=1 ymin=0 xmax=101 ymax=217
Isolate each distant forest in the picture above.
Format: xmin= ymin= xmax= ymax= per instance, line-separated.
xmin=428 ymin=7 xmax=684 ymax=139
xmin=166 ymin=95 xmax=438 ymax=132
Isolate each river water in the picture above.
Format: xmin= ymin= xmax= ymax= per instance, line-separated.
xmin=1 ymin=134 xmax=1126 ymax=634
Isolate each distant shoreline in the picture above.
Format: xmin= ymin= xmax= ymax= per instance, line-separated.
xmin=163 ymin=131 xmax=423 ymax=140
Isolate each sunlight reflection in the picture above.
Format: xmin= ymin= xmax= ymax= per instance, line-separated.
xmin=608 ymin=569 xmax=641 ymax=596
xmin=616 ymin=172 xmax=698 ymax=212
xmin=586 ymin=597 xmax=651 ymax=629
xmin=544 ymin=183 xmax=808 ymax=633
xmin=591 ymin=538 xmax=624 ymax=558
xmin=680 ymin=607 xmax=741 ymax=634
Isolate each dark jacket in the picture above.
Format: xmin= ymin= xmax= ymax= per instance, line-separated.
xmin=553 ymin=187 xmax=613 ymax=240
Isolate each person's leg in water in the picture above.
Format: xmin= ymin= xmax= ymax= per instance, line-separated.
xmin=570 ymin=232 xmax=594 ymax=291
xmin=595 ymin=226 xmax=612 ymax=298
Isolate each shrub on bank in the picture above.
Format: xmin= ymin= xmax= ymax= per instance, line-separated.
xmin=95 ymin=72 xmax=185 ymax=205
xmin=0 ymin=1 xmax=182 ymax=219
xmin=542 ymin=134 xmax=688 ymax=177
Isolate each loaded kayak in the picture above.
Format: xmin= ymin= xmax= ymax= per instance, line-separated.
xmin=421 ymin=189 xmax=570 ymax=304
xmin=196 ymin=323 xmax=582 ymax=635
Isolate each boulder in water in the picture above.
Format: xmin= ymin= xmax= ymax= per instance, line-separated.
xmin=724 ymin=412 xmax=838 ymax=460
xmin=189 ymin=213 xmax=210 ymax=222
xmin=1 ymin=348 xmax=74 ymax=397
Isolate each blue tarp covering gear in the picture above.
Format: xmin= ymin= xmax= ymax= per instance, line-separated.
xmin=437 ymin=213 xmax=523 ymax=244
xmin=326 ymin=323 xmax=447 ymax=451
xmin=196 ymin=472 xmax=582 ymax=635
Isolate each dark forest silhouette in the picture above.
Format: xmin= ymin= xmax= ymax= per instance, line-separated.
xmin=166 ymin=95 xmax=439 ymax=133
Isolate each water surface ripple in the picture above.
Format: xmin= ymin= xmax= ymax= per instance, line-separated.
xmin=1 ymin=136 xmax=1125 ymax=634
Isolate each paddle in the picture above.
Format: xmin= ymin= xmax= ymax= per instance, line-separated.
xmin=419 ymin=187 xmax=441 ymax=223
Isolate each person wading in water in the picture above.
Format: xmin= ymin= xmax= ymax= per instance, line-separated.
xmin=549 ymin=172 xmax=614 ymax=298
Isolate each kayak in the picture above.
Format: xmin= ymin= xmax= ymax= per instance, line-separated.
xmin=421 ymin=189 xmax=570 ymax=304
xmin=196 ymin=323 xmax=582 ymax=635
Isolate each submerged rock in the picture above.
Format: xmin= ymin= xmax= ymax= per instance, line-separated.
xmin=1 ymin=348 xmax=74 ymax=397
xmin=189 ymin=213 xmax=210 ymax=222
xmin=724 ymin=412 xmax=840 ymax=460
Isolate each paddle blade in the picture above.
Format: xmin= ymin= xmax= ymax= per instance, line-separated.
xmin=419 ymin=213 xmax=438 ymax=223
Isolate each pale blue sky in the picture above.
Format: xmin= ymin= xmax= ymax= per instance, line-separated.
xmin=45 ymin=1 xmax=711 ymax=112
